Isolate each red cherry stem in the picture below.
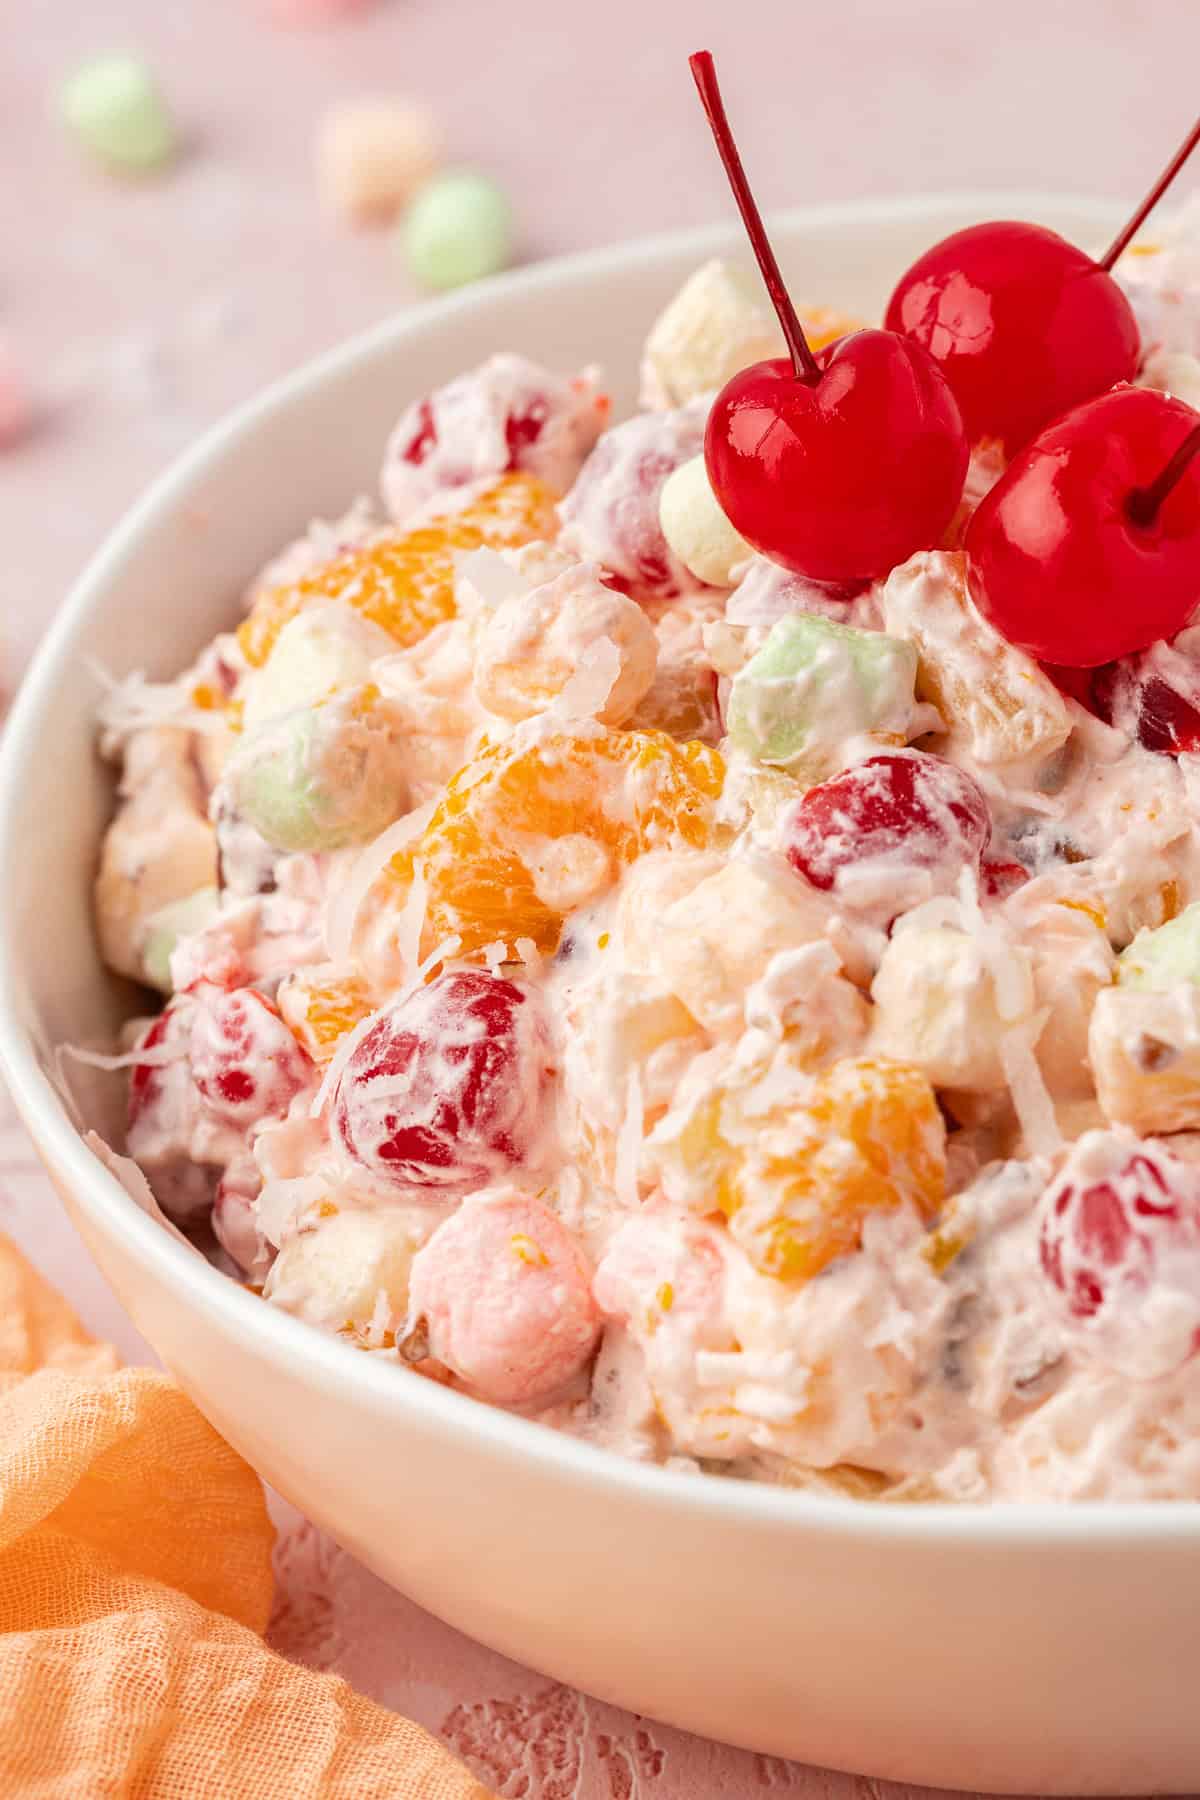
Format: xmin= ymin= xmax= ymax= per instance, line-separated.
xmin=1099 ymin=115 xmax=1200 ymax=271
xmin=1127 ymin=422 xmax=1200 ymax=526
xmin=688 ymin=49 xmax=822 ymax=387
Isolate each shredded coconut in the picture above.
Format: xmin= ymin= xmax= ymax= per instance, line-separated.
xmin=58 ymin=1041 xmax=182 ymax=1074
xmin=551 ymin=635 xmax=622 ymax=723
xmin=309 ymin=1007 xmax=384 ymax=1120
xmin=457 ymin=546 xmax=529 ymax=611
xmin=90 ymin=663 xmax=228 ymax=743
xmin=324 ymin=801 xmax=437 ymax=964
xmin=1000 ymin=1009 xmax=1062 ymax=1158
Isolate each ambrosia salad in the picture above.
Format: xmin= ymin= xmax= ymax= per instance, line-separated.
xmin=89 ymin=183 xmax=1200 ymax=1503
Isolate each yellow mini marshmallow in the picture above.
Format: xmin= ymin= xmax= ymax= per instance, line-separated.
xmin=658 ymin=455 xmax=753 ymax=589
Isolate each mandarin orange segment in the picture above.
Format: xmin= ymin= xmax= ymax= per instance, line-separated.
xmin=278 ymin=968 xmax=374 ymax=1063
xmin=723 ymin=1056 xmax=946 ymax=1283
xmin=390 ymin=727 xmax=726 ymax=962
xmin=798 ymin=304 xmax=865 ymax=349
xmin=238 ymin=472 xmax=559 ymax=668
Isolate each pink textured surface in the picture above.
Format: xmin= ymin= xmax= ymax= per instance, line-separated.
xmin=4 ymin=2 xmax=1199 ymax=1792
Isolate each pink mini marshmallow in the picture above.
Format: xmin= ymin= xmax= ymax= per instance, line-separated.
xmin=407 ymin=1188 xmax=600 ymax=1406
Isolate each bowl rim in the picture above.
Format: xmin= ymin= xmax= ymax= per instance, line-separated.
xmin=3 ymin=189 xmax=1194 ymax=1545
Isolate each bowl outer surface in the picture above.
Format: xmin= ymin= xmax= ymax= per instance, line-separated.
xmin=4 ymin=195 xmax=1200 ymax=1792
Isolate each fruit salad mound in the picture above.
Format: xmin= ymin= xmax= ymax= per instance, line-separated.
xmin=90 ymin=219 xmax=1200 ymax=1504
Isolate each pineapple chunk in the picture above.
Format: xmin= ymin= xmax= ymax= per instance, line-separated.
xmin=879 ymin=550 xmax=1071 ymax=765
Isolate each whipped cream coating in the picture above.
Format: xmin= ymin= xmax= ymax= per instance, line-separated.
xmin=87 ymin=220 xmax=1200 ymax=1503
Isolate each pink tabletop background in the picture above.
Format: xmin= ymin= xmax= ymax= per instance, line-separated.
xmin=5 ymin=3 xmax=1200 ymax=1793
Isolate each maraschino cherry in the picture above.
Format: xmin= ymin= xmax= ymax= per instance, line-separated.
xmin=690 ymin=51 xmax=968 ymax=586
xmin=966 ymin=386 xmax=1200 ymax=667
xmin=886 ymin=117 xmax=1200 ymax=451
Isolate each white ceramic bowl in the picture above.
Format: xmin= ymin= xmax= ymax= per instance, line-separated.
xmin=1 ymin=195 xmax=1196 ymax=1796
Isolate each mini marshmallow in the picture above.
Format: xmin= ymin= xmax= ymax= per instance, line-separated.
xmin=242 ymin=604 xmax=394 ymax=733
xmin=1119 ymin=903 xmax=1200 ymax=991
xmin=726 ymin=614 xmax=918 ymax=779
xmin=871 ymin=925 xmax=1038 ymax=1093
xmin=142 ymin=886 xmax=220 ymax=994
xmin=401 ymin=169 xmax=512 ymax=291
xmin=407 ymin=1187 xmax=600 ymax=1406
xmin=658 ymin=454 xmax=752 ymax=588
xmin=317 ymin=99 xmax=439 ymax=227
xmin=58 ymin=53 xmax=176 ymax=174
xmin=224 ymin=687 xmax=408 ymax=853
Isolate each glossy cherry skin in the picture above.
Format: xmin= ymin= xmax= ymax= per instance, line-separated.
xmin=885 ymin=222 xmax=1140 ymax=452
xmin=704 ymin=329 xmax=968 ymax=586
xmin=966 ymin=386 xmax=1200 ymax=668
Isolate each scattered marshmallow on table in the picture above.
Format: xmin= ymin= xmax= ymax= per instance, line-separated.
xmin=400 ymin=169 xmax=513 ymax=291
xmin=317 ymin=99 xmax=440 ymax=227
xmin=57 ymin=53 xmax=176 ymax=175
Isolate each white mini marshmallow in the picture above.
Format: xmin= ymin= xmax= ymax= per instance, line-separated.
xmin=658 ymin=454 xmax=752 ymax=589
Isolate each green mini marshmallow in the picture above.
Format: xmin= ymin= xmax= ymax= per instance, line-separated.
xmin=142 ymin=886 xmax=219 ymax=994
xmin=230 ymin=695 xmax=408 ymax=855
xmin=1118 ymin=902 xmax=1200 ymax=990
xmin=58 ymin=54 xmax=176 ymax=174
xmin=726 ymin=614 xmax=918 ymax=777
xmin=401 ymin=169 xmax=513 ymax=291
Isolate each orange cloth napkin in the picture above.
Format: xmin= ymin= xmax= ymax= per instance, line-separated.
xmin=0 ymin=1235 xmax=494 ymax=1799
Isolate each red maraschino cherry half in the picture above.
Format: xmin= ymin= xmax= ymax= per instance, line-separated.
xmin=690 ymin=51 xmax=968 ymax=586
xmin=966 ymin=386 xmax=1200 ymax=667
xmin=885 ymin=117 xmax=1200 ymax=452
